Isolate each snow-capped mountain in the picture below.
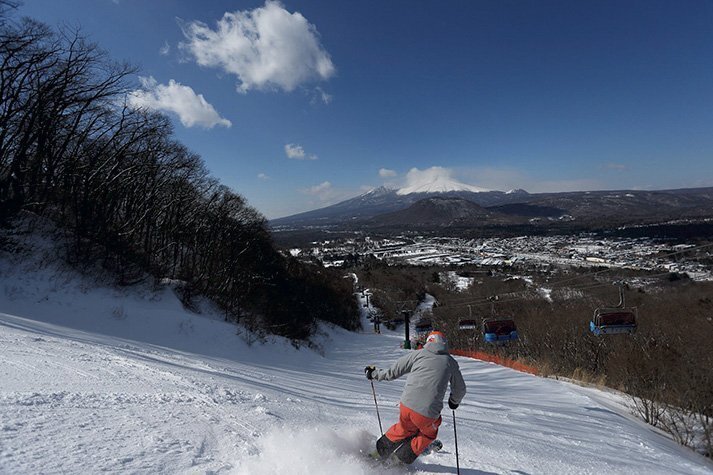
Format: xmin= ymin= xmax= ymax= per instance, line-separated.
xmin=270 ymin=186 xmax=524 ymax=227
xmin=360 ymin=185 xmax=395 ymax=197
xmin=270 ymin=185 xmax=713 ymax=230
xmin=396 ymin=176 xmax=489 ymax=195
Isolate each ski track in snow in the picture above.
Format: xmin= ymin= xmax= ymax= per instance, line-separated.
xmin=1 ymin=251 xmax=713 ymax=474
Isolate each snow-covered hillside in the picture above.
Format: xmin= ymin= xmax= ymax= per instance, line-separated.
xmin=1 ymin=238 xmax=712 ymax=474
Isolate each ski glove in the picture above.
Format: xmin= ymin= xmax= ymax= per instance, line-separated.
xmin=364 ymin=365 xmax=376 ymax=380
xmin=448 ymin=397 xmax=459 ymax=410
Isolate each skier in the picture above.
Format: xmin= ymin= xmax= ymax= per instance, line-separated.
xmin=373 ymin=314 xmax=381 ymax=334
xmin=364 ymin=330 xmax=466 ymax=464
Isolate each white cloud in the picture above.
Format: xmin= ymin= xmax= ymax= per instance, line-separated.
xmin=304 ymin=181 xmax=332 ymax=195
xmin=179 ymin=1 xmax=335 ymax=94
xmin=379 ymin=168 xmax=397 ymax=178
xmin=406 ymin=166 xmax=448 ymax=183
xmin=128 ymin=76 xmax=231 ymax=129
xmin=300 ymin=181 xmax=335 ymax=203
xmin=285 ymin=144 xmax=305 ymax=159
xmin=285 ymin=143 xmax=318 ymax=160
xmin=159 ymin=41 xmax=171 ymax=56
xmin=298 ymin=181 xmax=358 ymax=206
xmin=258 ymin=173 xmax=270 ymax=180
xmin=398 ymin=166 xmax=489 ymax=194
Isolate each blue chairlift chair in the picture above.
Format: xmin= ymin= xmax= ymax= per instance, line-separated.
xmin=483 ymin=318 xmax=519 ymax=343
xmin=590 ymin=308 xmax=637 ymax=335
xmin=590 ymin=283 xmax=637 ymax=335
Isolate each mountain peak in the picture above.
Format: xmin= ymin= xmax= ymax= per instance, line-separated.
xmin=506 ymin=188 xmax=529 ymax=195
xmin=396 ymin=176 xmax=489 ymax=195
xmin=359 ymin=185 xmax=395 ymax=197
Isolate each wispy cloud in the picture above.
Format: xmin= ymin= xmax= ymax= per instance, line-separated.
xmin=285 ymin=143 xmax=318 ymax=160
xmin=159 ymin=41 xmax=171 ymax=56
xmin=303 ymin=181 xmax=332 ymax=195
xmin=300 ymin=181 xmax=334 ymax=202
xmin=258 ymin=173 xmax=270 ymax=180
xmin=459 ymin=166 xmax=605 ymax=193
xmin=378 ymin=168 xmax=397 ymax=178
xmin=298 ymin=181 xmax=359 ymax=206
xmin=128 ymin=76 xmax=231 ymax=129
xmin=604 ymin=163 xmax=628 ymax=171
xmin=179 ymin=1 xmax=335 ymax=94
xmin=313 ymin=86 xmax=332 ymax=105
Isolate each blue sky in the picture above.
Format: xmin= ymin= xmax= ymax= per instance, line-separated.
xmin=18 ymin=0 xmax=713 ymax=218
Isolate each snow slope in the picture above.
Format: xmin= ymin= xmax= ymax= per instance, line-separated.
xmin=2 ymin=244 xmax=713 ymax=474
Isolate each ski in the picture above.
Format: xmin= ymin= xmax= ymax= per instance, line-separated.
xmin=366 ymin=438 xmax=443 ymax=463
xmin=421 ymin=439 xmax=443 ymax=456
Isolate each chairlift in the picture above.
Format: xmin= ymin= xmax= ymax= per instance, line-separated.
xmin=458 ymin=309 xmax=480 ymax=350
xmin=458 ymin=319 xmax=478 ymax=331
xmin=482 ymin=298 xmax=519 ymax=344
xmin=590 ymin=283 xmax=637 ymax=336
xmin=459 ymin=305 xmax=479 ymax=331
xmin=483 ymin=318 xmax=519 ymax=343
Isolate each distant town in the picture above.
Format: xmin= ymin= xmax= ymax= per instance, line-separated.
xmin=291 ymin=233 xmax=713 ymax=281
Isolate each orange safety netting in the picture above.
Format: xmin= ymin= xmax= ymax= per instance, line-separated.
xmin=451 ymin=349 xmax=539 ymax=375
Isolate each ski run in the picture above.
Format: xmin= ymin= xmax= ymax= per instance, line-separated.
xmin=1 ymin=241 xmax=713 ymax=474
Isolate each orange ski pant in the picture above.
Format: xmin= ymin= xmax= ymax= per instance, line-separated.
xmin=385 ymin=403 xmax=442 ymax=455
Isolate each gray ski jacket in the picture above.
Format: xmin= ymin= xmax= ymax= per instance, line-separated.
xmin=372 ymin=339 xmax=466 ymax=419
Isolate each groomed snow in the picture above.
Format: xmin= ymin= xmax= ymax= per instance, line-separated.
xmin=1 ymin=241 xmax=712 ymax=474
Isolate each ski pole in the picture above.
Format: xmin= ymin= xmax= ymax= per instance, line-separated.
xmin=453 ymin=409 xmax=460 ymax=475
xmin=370 ymin=380 xmax=384 ymax=435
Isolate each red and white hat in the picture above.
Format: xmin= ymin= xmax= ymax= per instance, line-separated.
xmin=426 ymin=331 xmax=447 ymax=346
